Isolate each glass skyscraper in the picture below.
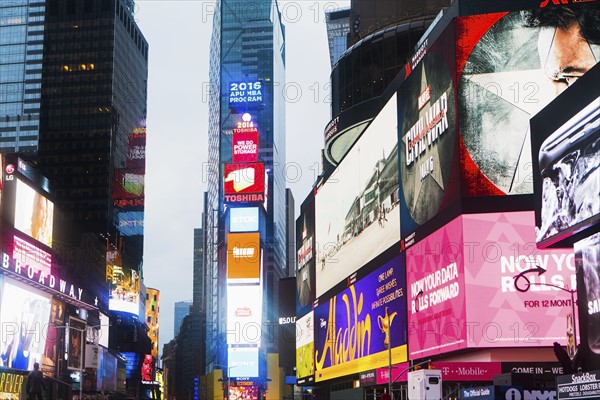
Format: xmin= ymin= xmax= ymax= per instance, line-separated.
xmin=0 ymin=0 xmax=45 ymax=153
xmin=204 ymin=0 xmax=287 ymax=382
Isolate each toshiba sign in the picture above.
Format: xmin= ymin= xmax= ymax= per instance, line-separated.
xmin=224 ymin=163 xmax=265 ymax=204
xmin=227 ymin=232 xmax=260 ymax=282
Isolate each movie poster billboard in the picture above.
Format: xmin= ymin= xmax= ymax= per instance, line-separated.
xmin=398 ymin=20 xmax=460 ymax=249
xmin=314 ymin=256 xmax=407 ymax=382
xmin=296 ymin=193 xmax=315 ymax=317
xmin=68 ymin=317 xmax=86 ymax=370
xmin=0 ymin=280 xmax=52 ymax=371
xmin=42 ymin=299 xmax=65 ymax=376
xmin=14 ymin=179 xmax=54 ymax=248
xmin=456 ymin=3 xmax=600 ymax=197
xmin=316 ymin=95 xmax=400 ymax=298
xmin=530 ymin=64 xmax=599 ymax=248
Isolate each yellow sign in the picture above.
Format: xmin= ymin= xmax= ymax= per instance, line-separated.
xmin=0 ymin=370 xmax=25 ymax=396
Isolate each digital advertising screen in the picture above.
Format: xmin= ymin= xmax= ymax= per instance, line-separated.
xmin=227 ymin=233 xmax=260 ymax=282
xmin=229 ymin=207 xmax=259 ymax=233
xmin=407 ymin=211 xmax=580 ymax=358
xmin=398 ymin=20 xmax=460 ymax=249
xmin=530 ymin=64 xmax=600 ymax=248
xmin=456 ymin=3 xmax=600 ymax=197
xmin=229 ymin=381 xmax=258 ymax=400
xmin=117 ymin=211 xmax=144 ymax=236
xmin=108 ymin=266 xmax=141 ymax=315
xmin=296 ymin=194 xmax=315 ymax=317
xmin=14 ymin=179 xmax=54 ymax=248
xmin=113 ymin=169 xmax=145 ymax=199
xmin=232 ymin=128 xmax=259 ymax=163
xmin=229 ymin=81 xmax=263 ymax=105
xmin=12 ymin=234 xmax=52 ymax=276
xmin=314 ymin=256 xmax=407 ymax=382
xmin=228 ymin=347 xmax=259 ymax=378
xmin=227 ymin=284 xmax=262 ymax=345
xmin=141 ymin=354 xmax=154 ymax=382
xmin=316 ymin=95 xmax=400 ymax=298
xmin=224 ymin=163 xmax=265 ymax=204
xmin=127 ymin=128 xmax=146 ymax=169
xmin=406 ymin=218 xmax=467 ymax=360
xmin=42 ymin=298 xmax=65 ymax=376
xmin=575 ymin=233 xmax=600 ymax=369
xmin=0 ymin=280 xmax=52 ymax=371
xmin=296 ymin=311 xmax=314 ymax=380
xmin=67 ymin=317 xmax=86 ymax=371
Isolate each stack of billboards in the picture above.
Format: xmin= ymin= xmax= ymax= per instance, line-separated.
xmin=296 ymin=0 xmax=600 ymax=388
xmin=224 ymin=114 xmax=264 ymax=394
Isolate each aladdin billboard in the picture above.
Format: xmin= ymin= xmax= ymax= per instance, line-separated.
xmin=314 ymin=256 xmax=407 ymax=382
xmin=408 ymin=211 xmax=578 ymax=359
xmin=316 ymin=95 xmax=400 ymax=298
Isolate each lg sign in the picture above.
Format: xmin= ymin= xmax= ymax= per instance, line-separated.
xmin=224 ymin=163 xmax=265 ymax=203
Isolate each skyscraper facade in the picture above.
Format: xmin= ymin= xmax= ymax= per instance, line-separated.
xmin=0 ymin=0 xmax=45 ymax=154
xmin=204 ymin=0 xmax=287 ymax=395
xmin=173 ymin=300 xmax=192 ymax=337
xmin=325 ymin=7 xmax=350 ymax=69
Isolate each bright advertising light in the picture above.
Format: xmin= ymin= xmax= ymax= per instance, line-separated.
xmin=224 ymin=163 xmax=265 ymax=204
xmin=228 ymin=347 xmax=259 ymax=378
xmin=14 ymin=179 xmax=54 ymax=247
xmin=0 ymin=280 xmax=52 ymax=371
xmin=227 ymin=285 xmax=262 ymax=345
xmin=226 ymin=233 xmax=260 ymax=283
xmin=229 ymin=207 xmax=259 ymax=233
xmin=296 ymin=311 xmax=314 ymax=379
xmin=107 ymin=266 xmax=141 ymax=315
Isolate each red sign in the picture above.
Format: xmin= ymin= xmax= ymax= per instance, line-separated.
xmin=224 ymin=163 xmax=264 ymax=197
xmin=376 ymin=362 xmax=501 ymax=384
xmin=232 ymin=128 xmax=259 ymax=162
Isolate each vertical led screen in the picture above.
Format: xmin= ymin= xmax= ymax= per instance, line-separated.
xmin=224 ymin=163 xmax=265 ymax=204
xmin=575 ymin=233 xmax=600 ymax=368
xmin=456 ymin=3 xmax=600 ymax=197
xmin=316 ymin=95 xmax=400 ymax=298
xmin=229 ymin=207 xmax=259 ymax=233
xmin=232 ymin=128 xmax=259 ymax=162
xmin=314 ymin=256 xmax=407 ymax=382
xmin=406 ymin=217 xmax=467 ymax=360
xmin=398 ymin=20 xmax=459 ymax=249
xmin=68 ymin=317 xmax=86 ymax=370
xmin=296 ymin=194 xmax=315 ymax=317
xmin=530 ymin=64 xmax=600 ymax=248
xmin=227 ymin=285 xmax=262 ymax=345
xmin=228 ymin=347 xmax=259 ymax=378
xmin=14 ymin=179 xmax=54 ymax=248
xmin=226 ymin=233 xmax=260 ymax=282
xmin=407 ymin=211 xmax=579 ymax=359
xmin=296 ymin=311 xmax=314 ymax=381
xmin=107 ymin=265 xmax=141 ymax=315
xmin=42 ymin=299 xmax=65 ymax=376
xmin=0 ymin=280 xmax=51 ymax=370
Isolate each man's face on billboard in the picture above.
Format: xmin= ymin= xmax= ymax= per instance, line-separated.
xmin=539 ymin=20 xmax=600 ymax=95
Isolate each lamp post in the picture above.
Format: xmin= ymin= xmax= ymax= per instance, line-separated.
xmin=214 ymin=364 xmax=236 ymax=399
xmin=513 ymin=266 xmax=578 ymax=349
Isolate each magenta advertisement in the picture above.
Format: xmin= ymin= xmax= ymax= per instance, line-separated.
xmin=407 ymin=216 xmax=467 ymax=359
xmin=463 ymin=211 xmax=577 ymax=348
xmin=376 ymin=362 xmax=501 ymax=384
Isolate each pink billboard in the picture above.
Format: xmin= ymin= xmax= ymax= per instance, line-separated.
xmin=463 ymin=211 xmax=577 ymax=348
xmin=407 ymin=211 xmax=578 ymax=359
xmin=407 ymin=216 xmax=467 ymax=359
xmin=376 ymin=362 xmax=501 ymax=384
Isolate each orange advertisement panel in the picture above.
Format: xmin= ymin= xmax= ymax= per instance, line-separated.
xmin=227 ymin=233 xmax=260 ymax=281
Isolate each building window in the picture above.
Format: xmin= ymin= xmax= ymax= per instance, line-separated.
xmin=147 ymin=316 xmax=151 ymax=323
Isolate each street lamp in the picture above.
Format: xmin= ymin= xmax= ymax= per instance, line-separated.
xmin=513 ymin=266 xmax=578 ymax=350
xmin=214 ymin=364 xmax=237 ymax=399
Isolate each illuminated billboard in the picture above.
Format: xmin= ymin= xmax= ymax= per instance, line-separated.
xmin=530 ymin=64 xmax=600 ymax=248
xmin=228 ymin=347 xmax=259 ymax=378
xmin=141 ymin=354 xmax=154 ymax=382
xmin=456 ymin=5 xmax=600 ymax=197
xmin=229 ymin=207 xmax=259 ymax=233
xmin=68 ymin=317 xmax=86 ymax=370
xmin=314 ymin=256 xmax=407 ymax=382
xmin=232 ymin=128 xmax=259 ymax=163
xmin=227 ymin=285 xmax=262 ymax=345
xmin=117 ymin=211 xmax=144 ymax=236
xmin=14 ymin=179 xmax=54 ymax=247
xmin=229 ymin=81 xmax=263 ymax=105
xmin=227 ymin=233 xmax=260 ymax=282
xmin=229 ymin=382 xmax=258 ymax=400
xmin=224 ymin=163 xmax=265 ymax=204
xmin=407 ymin=211 xmax=579 ymax=359
xmin=12 ymin=235 xmax=52 ymax=276
xmin=113 ymin=169 xmax=145 ymax=199
xmin=398 ymin=21 xmax=459 ymax=248
xmin=296 ymin=194 xmax=315 ymax=317
xmin=108 ymin=265 xmax=141 ymax=315
xmin=296 ymin=311 xmax=314 ymax=380
xmin=127 ymin=128 xmax=146 ymax=169
xmin=0 ymin=280 xmax=52 ymax=371
xmin=316 ymin=95 xmax=400 ymax=298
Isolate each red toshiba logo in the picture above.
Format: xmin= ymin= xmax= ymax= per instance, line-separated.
xmin=224 ymin=163 xmax=265 ymax=195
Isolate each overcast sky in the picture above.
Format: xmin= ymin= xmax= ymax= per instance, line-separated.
xmin=136 ymin=0 xmax=349 ymax=354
